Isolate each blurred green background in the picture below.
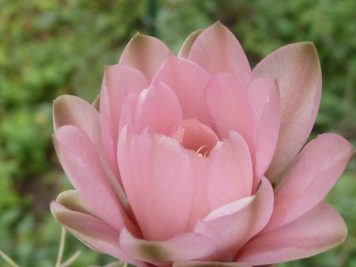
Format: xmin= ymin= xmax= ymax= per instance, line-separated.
xmin=0 ymin=0 xmax=355 ymax=266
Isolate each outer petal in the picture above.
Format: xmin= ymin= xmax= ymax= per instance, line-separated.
xmin=267 ymin=133 xmax=353 ymax=230
xmin=206 ymin=131 xmax=253 ymax=210
xmin=237 ymin=203 xmax=347 ymax=265
xmin=206 ymin=73 xmax=255 ymax=147
xmin=92 ymin=94 xmax=100 ymax=110
xmin=119 ymin=33 xmax=171 ymax=80
xmin=153 ymin=56 xmax=213 ymax=126
xmin=188 ymin=22 xmax=251 ymax=86
xmin=253 ymin=42 xmax=322 ymax=179
xmin=100 ymin=64 xmax=148 ymax=175
xmin=178 ymin=30 xmax=203 ymax=58
xmin=119 ymin=228 xmax=216 ymax=264
xmin=53 ymin=95 xmax=126 ymax=209
xmin=120 ymin=81 xmax=183 ymax=135
xmin=174 ymin=262 xmax=251 ymax=267
xmin=53 ymin=95 xmax=101 ymax=149
xmin=118 ymin=129 xmax=196 ymax=241
xmin=56 ymin=190 xmax=91 ymax=214
xmin=50 ymin=202 xmax=146 ymax=267
xmin=248 ymin=78 xmax=281 ymax=184
xmin=53 ymin=126 xmax=133 ymax=232
xmin=195 ymin=178 xmax=274 ymax=260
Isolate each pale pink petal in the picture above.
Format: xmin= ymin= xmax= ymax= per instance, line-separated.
xmin=53 ymin=95 xmax=101 ymax=149
xmin=53 ymin=125 xmax=136 ymax=232
xmin=248 ymin=78 xmax=281 ymax=184
xmin=51 ymin=202 xmax=147 ymax=267
xmin=237 ymin=203 xmax=347 ymax=265
xmin=120 ymin=228 xmax=216 ymax=264
xmin=178 ymin=30 xmax=203 ymax=58
xmin=153 ymin=56 xmax=213 ymax=126
xmin=120 ymin=81 xmax=183 ymax=135
xmin=206 ymin=131 xmax=253 ymax=210
xmin=267 ymin=133 xmax=353 ymax=230
xmin=188 ymin=22 xmax=251 ymax=86
xmin=174 ymin=261 xmax=251 ymax=267
xmin=186 ymin=154 xmax=210 ymax=230
xmin=119 ymin=33 xmax=171 ymax=80
xmin=195 ymin=178 xmax=274 ymax=260
xmin=100 ymin=64 xmax=148 ymax=175
xmin=53 ymin=95 xmax=124 ymax=204
xmin=206 ymin=73 xmax=255 ymax=147
xmin=118 ymin=129 xmax=196 ymax=240
xmin=253 ymin=42 xmax=322 ymax=179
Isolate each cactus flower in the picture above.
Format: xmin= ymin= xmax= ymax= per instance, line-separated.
xmin=51 ymin=22 xmax=353 ymax=267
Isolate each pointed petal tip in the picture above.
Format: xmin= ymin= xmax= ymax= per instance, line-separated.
xmin=119 ymin=32 xmax=171 ymax=80
xmin=50 ymin=201 xmax=62 ymax=219
xmin=211 ymin=20 xmax=224 ymax=28
xmin=178 ymin=30 xmax=203 ymax=58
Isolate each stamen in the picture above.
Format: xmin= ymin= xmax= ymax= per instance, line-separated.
xmin=196 ymin=145 xmax=209 ymax=156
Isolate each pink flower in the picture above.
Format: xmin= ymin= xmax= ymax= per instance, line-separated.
xmin=51 ymin=22 xmax=353 ymax=267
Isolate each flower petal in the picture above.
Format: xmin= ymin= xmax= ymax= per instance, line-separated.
xmin=56 ymin=190 xmax=90 ymax=214
xmin=50 ymin=202 xmax=146 ymax=267
xmin=267 ymin=133 xmax=353 ymax=230
xmin=206 ymin=73 xmax=255 ymax=147
xmin=253 ymin=42 xmax=322 ymax=179
xmin=174 ymin=261 xmax=251 ymax=267
xmin=100 ymin=64 xmax=148 ymax=175
xmin=120 ymin=81 xmax=183 ymax=135
xmin=207 ymin=131 xmax=253 ymax=210
xmin=248 ymin=78 xmax=281 ymax=184
xmin=118 ymin=129 xmax=196 ymax=240
xmin=53 ymin=125 xmax=134 ymax=232
xmin=178 ymin=29 xmax=203 ymax=58
xmin=195 ymin=178 xmax=274 ymax=260
xmin=53 ymin=95 xmax=101 ymax=149
xmin=237 ymin=203 xmax=347 ymax=265
xmin=119 ymin=228 xmax=216 ymax=264
xmin=53 ymin=95 xmax=124 ymax=203
xmin=153 ymin=56 xmax=213 ymax=126
xmin=119 ymin=33 xmax=171 ymax=80
xmin=188 ymin=22 xmax=251 ymax=86
xmin=92 ymin=94 xmax=100 ymax=110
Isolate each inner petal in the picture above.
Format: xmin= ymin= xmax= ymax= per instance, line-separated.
xmin=174 ymin=119 xmax=219 ymax=156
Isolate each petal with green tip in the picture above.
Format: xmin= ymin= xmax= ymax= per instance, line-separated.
xmin=119 ymin=228 xmax=216 ymax=264
xmin=253 ymin=42 xmax=322 ymax=180
xmin=178 ymin=29 xmax=203 ymax=58
xmin=119 ymin=33 xmax=171 ymax=80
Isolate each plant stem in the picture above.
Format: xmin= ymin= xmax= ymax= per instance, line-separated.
xmin=55 ymin=227 xmax=66 ymax=267
xmin=61 ymin=250 xmax=81 ymax=267
xmin=0 ymin=248 xmax=20 ymax=267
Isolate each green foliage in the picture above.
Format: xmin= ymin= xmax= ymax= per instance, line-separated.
xmin=0 ymin=0 xmax=355 ymax=266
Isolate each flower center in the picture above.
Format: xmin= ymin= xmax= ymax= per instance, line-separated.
xmin=174 ymin=119 xmax=219 ymax=157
